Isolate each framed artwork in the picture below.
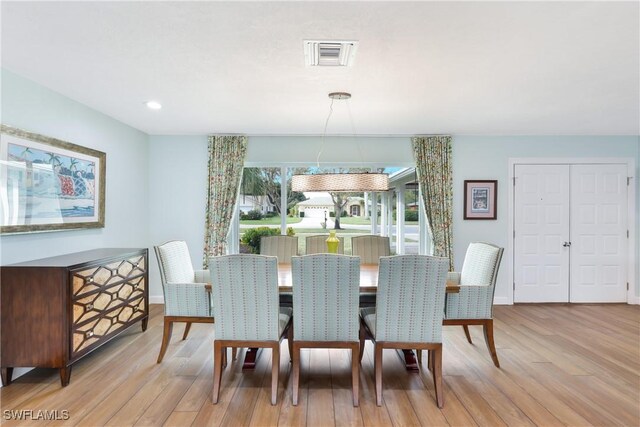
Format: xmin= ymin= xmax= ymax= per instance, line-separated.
xmin=464 ymin=180 xmax=497 ymax=220
xmin=0 ymin=125 xmax=106 ymax=234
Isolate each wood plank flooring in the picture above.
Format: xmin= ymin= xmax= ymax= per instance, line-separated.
xmin=2 ymin=304 xmax=638 ymax=426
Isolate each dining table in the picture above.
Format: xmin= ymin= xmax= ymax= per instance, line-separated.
xmin=240 ymin=263 xmax=460 ymax=372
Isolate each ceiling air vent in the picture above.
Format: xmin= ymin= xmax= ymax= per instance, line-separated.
xmin=304 ymin=40 xmax=358 ymax=67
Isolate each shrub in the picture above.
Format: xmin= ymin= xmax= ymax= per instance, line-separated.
xmin=341 ymin=210 xmax=348 ymax=217
xmin=239 ymin=212 xmax=248 ymax=220
xmin=264 ymin=211 xmax=277 ymax=218
xmin=245 ymin=209 xmax=263 ymax=220
xmin=286 ymin=227 xmax=296 ymax=236
xmin=329 ymin=212 xmax=335 ymax=218
xmin=240 ymin=227 xmax=280 ymax=253
xmin=405 ymin=210 xmax=419 ymax=221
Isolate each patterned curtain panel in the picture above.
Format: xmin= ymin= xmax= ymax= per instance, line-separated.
xmin=202 ymin=135 xmax=247 ymax=267
xmin=411 ymin=135 xmax=454 ymax=270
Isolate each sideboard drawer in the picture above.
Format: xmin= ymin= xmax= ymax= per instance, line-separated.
xmin=72 ymin=295 xmax=146 ymax=358
xmin=72 ymin=276 xmax=146 ymax=325
xmin=71 ymin=254 xmax=146 ymax=298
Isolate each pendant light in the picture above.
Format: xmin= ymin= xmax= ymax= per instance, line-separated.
xmin=291 ymin=92 xmax=389 ymax=192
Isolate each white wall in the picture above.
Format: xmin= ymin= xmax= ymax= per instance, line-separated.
xmin=451 ymin=136 xmax=640 ymax=302
xmin=0 ymin=69 xmax=150 ymax=382
xmin=147 ymin=135 xmax=208 ymax=300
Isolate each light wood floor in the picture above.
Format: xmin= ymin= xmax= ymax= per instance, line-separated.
xmin=2 ymin=304 xmax=639 ymax=426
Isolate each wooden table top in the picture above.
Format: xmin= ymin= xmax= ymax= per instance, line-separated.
xmin=276 ymin=263 xmax=459 ymax=294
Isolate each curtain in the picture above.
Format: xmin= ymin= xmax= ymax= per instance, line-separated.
xmin=202 ymin=135 xmax=247 ymax=267
xmin=411 ymin=135 xmax=454 ymax=270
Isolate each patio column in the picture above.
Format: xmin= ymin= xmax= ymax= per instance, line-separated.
xmin=280 ymin=166 xmax=288 ymax=235
xmin=370 ymin=192 xmax=378 ymax=235
xmin=418 ymin=185 xmax=431 ymax=255
xmin=396 ymin=185 xmax=405 ymax=254
xmin=364 ymin=192 xmax=369 ymax=219
xmin=386 ymin=192 xmax=393 ymax=241
xmin=380 ymin=192 xmax=388 ymax=237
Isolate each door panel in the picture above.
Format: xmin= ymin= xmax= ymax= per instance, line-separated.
xmin=514 ymin=165 xmax=570 ymax=302
xmin=570 ymin=164 xmax=628 ymax=302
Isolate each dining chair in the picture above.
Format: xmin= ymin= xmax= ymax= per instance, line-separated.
xmin=351 ymin=235 xmax=390 ymax=264
xmin=154 ymin=240 xmax=214 ymax=363
xmin=305 ymin=234 xmax=345 ymax=254
xmin=359 ymin=255 xmax=449 ymax=408
xmin=443 ymin=242 xmax=504 ymax=367
xmin=209 ymin=254 xmax=292 ymax=405
xmin=291 ymin=254 xmax=361 ymax=406
xmin=352 ymin=235 xmax=390 ymax=307
xmin=260 ymin=235 xmax=298 ymax=263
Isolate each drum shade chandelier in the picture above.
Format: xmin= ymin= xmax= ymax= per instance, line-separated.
xmin=291 ymin=92 xmax=389 ymax=192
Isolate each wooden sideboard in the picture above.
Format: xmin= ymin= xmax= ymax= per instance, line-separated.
xmin=0 ymin=248 xmax=149 ymax=387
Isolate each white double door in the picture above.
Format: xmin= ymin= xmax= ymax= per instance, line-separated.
xmin=514 ymin=164 xmax=628 ymax=303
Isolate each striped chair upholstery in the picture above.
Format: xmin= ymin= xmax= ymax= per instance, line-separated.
xmin=291 ymin=254 xmax=361 ymax=406
xmin=359 ymin=255 xmax=449 ymax=408
xmin=260 ymin=235 xmax=298 ymax=263
xmin=209 ymin=255 xmax=291 ymax=341
xmin=154 ymin=240 xmax=214 ymax=363
xmin=445 ymin=242 xmax=504 ymax=319
xmin=444 ymin=242 xmax=504 ymax=368
xmin=305 ymin=234 xmax=345 ymax=255
xmin=208 ymin=254 xmax=293 ymax=405
xmin=351 ymin=235 xmax=390 ymax=264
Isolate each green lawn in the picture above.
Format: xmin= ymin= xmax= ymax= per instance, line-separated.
xmin=338 ymin=217 xmax=419 ymax=225
xmin=239 ymin=216 xmax=302 ymax=225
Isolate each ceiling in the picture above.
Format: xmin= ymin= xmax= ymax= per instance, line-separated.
xmin=2 ymin=1 xmax=638 ymax=136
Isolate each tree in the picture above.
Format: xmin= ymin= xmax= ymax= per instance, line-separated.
xmin=329 ymin=192 xmax=351 ymax=229
xmin=240 ymin=167 xmax=308 ymax=215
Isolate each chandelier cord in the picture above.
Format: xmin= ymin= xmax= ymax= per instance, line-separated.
xmin=345 ymin=98 xmax=365 ymax=172
xmin=317 ymin=97 xmax=335 ymax=168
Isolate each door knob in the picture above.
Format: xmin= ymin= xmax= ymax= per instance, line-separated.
xmin=562 ymin=241 xmax=571 ymax=247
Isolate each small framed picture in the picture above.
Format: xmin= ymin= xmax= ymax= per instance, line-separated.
xmin=464 ymin=180 xmax=497 ymax=220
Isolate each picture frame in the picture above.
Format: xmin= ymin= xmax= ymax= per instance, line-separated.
xmin=0 ymin=125 xmax=106 ymax=234
xmin=464 ymin=180 xmax=497 ymax=220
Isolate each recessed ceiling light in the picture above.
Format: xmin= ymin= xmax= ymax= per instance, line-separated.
xmin=145 ymin=101 xmax=162 ymax=110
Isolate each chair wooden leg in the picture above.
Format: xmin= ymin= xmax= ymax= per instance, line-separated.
xmin=212 ymin=341 xmax=223 ymax=403
xmin=483 ymin=319 xmax=500 ymax=368
xmin=287 ymin=324 xmax=294 ymax=361
xmin=157 ymin=318 xmax=174 ymax=363
xmin=432 ymin=345 xmax=444 ymax=408
xmin=182 ymin=322 xmax=192 ymax=340
xmin=462 ymin=325 xmax=473 ymax=344
xmin=416 ymin=349 xmax=422 ymax=364
xmin=292 ymin=343 xmax=301 ymax=406
xmin=427 ymin=350 xmax=434 ymax=372
xmin=359 ymin=323 xmax=366 ymax=363
xmin=271 ymin=344 xmax=280 ymax=405
xmin=374 ymin=343 xmax=383 ymax=406
xmin=351 ymin=343 xmax=360 ymax=407
xmin=222 ymin=347 xmax=227 ymax=369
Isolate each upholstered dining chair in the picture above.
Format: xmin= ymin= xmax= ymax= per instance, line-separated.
xmin=305 ymin=234 xmax=345 ymax=254
xmin=359 ymin=255 xmax=449 ymax=408
xmin=260 ymin=235 xmax=298 ymax=263
xmin=209 ymin=254 xmax=292 ymax=405
xmin=154 ymin=240 xmax=214 ymax=363
xmin=291 ymin=254 xmax=361 ymax=406
xmin=352 ymin=235 xmax=390 ymax=307
xmin=351 ymin=235 xmax=390 ymax=264
xmin=444 ymin=242 xmax=504 ymax=368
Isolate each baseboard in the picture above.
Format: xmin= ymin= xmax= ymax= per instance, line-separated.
xmin=149 ymin=295 xmax=164 ymax=304
xmin=628 ymin=295 xmax=640 ymax=305
xmin=493 ymin=296 xmax=513 ymax=305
